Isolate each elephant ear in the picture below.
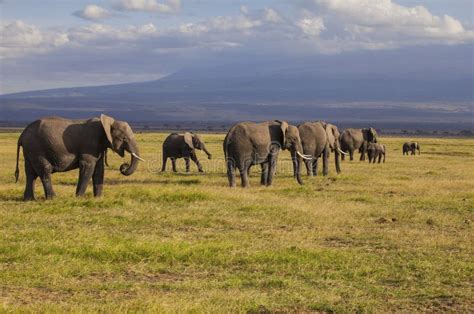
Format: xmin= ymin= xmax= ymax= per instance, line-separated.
xmin=369 ymin=127 xmax=377 ymax=142
xmin=279 ymin=120 xmax=289 ymax=148
xmin=100 ymin=114 xmax=115 ymax=148
xmin=325 ymin=124 xmax=336 ymax=150
xmin=184 ymin=132 xmax=194 ymax=149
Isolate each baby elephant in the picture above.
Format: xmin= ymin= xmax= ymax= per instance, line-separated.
xmin=403 ymin=142 xmax=420 ymax=155
xmin=367 ymin=143 xmax=386 ymax=163
xmin=161 ymin=132 xmax=212 ymax=173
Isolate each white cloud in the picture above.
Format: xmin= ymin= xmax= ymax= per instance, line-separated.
xmin=114 ymin=0 xmax=181 ymax=13
xmin=297 ymin=17 xmax=325 ymax=36
xmin=178 ymin=15 xmax=262 ymax=36
xmin=240 ymin=5 xmax=249 ymax=15
xmin=73 ymin=5 xmax=112 ymax=21
xmin=262 ymin=8 xmax=282 ymax=23
xmin=0 ymin=20 xmax=68 ymax=58
xmin=314 ymin=0 xmax=474 ymax=42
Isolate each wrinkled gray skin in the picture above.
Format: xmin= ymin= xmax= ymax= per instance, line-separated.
xmin=161 ymin=132 xmax=212 ymax=173
xmin=15 ymin=115 xmax=143 ymax=201
xmin=368 ymin=142 xmax=386 ymax=163
xmin=403 ymin=142 xmax=421 ymax=155
xmin=223 ymin=120 xmax=308 ymax=187
xmin=340 ymin=127 xmax=378 ymax=161
xmin=297 ymin=121 xmax=344 ymax=176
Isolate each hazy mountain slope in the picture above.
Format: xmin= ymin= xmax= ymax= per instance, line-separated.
xmin=1 ymin=44 xmax=472 ymax=125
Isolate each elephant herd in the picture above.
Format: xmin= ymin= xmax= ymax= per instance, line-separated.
xmin=14 ymin=115 xmax=420 ymax=200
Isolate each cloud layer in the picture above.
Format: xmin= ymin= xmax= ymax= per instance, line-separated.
xmin=3 ymin=0 xmax=472 ymax=60
xmin=1 ymin=0 xmax=473 ymax=93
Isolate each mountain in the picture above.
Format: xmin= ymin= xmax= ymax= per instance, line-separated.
xmin=1 ymin=44 xmax=473 ymax=128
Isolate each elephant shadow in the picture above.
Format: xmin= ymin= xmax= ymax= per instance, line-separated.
xmin=103 ymin=178 xmax=202 ymax=186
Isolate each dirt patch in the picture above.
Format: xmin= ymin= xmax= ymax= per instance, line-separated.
xmin=1 ymin=286 xmax=73 ymax=305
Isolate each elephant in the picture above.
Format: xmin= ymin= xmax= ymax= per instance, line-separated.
xmin=223 ymin=120 xmax=312 ymax=187
xmin=340 ymin=127 xmax=378 ymax=161
xmin=161 ymin=132 xmax=212 ymax=173
xmin=403 ymin=142 xmax=421 ymax=155
xmin=297 ymin=121 xmax=348 ymax=176
xmin=367 ymin=142 xmax=386 ymax=163
xmin=14 ymin=114 xmax=144 ymax=201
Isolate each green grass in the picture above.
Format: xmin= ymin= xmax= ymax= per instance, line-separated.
xmin=1 ymin=132 xmax=473 ymax=312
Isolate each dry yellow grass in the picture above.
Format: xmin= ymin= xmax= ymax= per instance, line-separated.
xmin=0 ymin=132 xmax=473 ymax=312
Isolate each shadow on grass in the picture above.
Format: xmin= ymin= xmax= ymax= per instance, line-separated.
xmin=54 ymin=178 xmax=204 ymax=186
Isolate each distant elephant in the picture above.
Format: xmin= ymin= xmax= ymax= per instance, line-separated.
xmin=367 ymin=142 xmax=386 ymax=163
xmin=161 ymin=132 xmax=212 ymax=173
xmin=297 ymin=121 xmax=348 ymax=176
xmin=340 ymin=127 xmax=378 ymax=161
xmin=223 ymin=120 xmax=312 ymax=187
xmin=14 ymin=115 xmax=144 ymax=201
xmin=403 ymin=142 xmax=420 ymax=155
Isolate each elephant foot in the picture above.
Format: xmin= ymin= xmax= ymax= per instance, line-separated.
xmin=198 ymin=169 xmax=204 ymax=173
xmin=23 ymin=195 xmax=36 ymax=201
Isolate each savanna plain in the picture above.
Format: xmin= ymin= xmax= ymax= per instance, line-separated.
xmin=0 ymin=132 xmax=473 ymax=312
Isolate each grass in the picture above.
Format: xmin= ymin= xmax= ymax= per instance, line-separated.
xmin=0 ymin=132 xmax=473 ymax=312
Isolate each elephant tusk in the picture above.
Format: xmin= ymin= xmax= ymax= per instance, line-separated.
xmin=337 ymin=148 xmax=349 ymax=156
xmin=132 ymin=153 xmax=145 ymax=162
xmin=297 ymin=151 xmax=313 ymax=160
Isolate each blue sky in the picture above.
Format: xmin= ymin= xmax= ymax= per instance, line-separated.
xmin=1 ymin=0 xmax=473 ymax=93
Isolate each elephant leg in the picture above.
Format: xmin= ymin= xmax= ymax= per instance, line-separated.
xmin=226 ymin=158 xmax=236 ymax=187
xmin=304 ymin=158 xmax=312 ymax=176
xmin=161 ymin=154 xmax=168 ymax=172
xmin=92 ymin=157 xmax=104 ymax=197
xmin=378 ymin=154 xmax=382 ymax=163
xmin=39 ymin=162 xmax=56 ymax=200
xmin=322 ymin=150 xmax=329 ymax=176
xmin=23 ymin=160 xmax=37 ymax=201
xmin=190 ymin=151 xmax=204 ymax=172
xmin=171 ymin=158 xmax=177 ymax=172
xmin=266 ymin=154 xmax=278 ymax=187
xmin=349 ymin=149 xmax=354 ymax=161
xmin=76 ymin=160 xmax=95 ymax=197
xmin=260 ymin=163 xmax=269 ymax=185
xmin=184 ymin=157 xmax=190 ymax=172
xmin=239 ymin=167 xmax=250 ymax=188
xmin=313 ymin=158 xmax=318 ymax=176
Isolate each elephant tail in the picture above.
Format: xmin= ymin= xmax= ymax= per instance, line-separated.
xmin=15 ymin=137 xmax=22 ymax=183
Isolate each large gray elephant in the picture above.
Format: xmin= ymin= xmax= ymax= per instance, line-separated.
xmin=340 ymin=127 xmax=378 ymax=161
xmin=161 ymin=132 xmax=212 ymax=173
xmin=14 ymin=115 xmax=144 ymax=201
xmin=403 ymin=142 xmax=420 ymax=155
xmin=297 ymin=121 xmax=348 ymax=176
xmin=223 ymin=120 xmax=312 ymax=187
xmin=367 ymin=142 xmax=386 ymax=163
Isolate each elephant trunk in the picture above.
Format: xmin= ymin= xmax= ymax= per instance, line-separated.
xmin=120 ymin=140 xmax=142 ymax=176
xmin=202 ymin=144 xmax=212 ymax=159
xmin=291 ymin=149 xmax=304 ymax=185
